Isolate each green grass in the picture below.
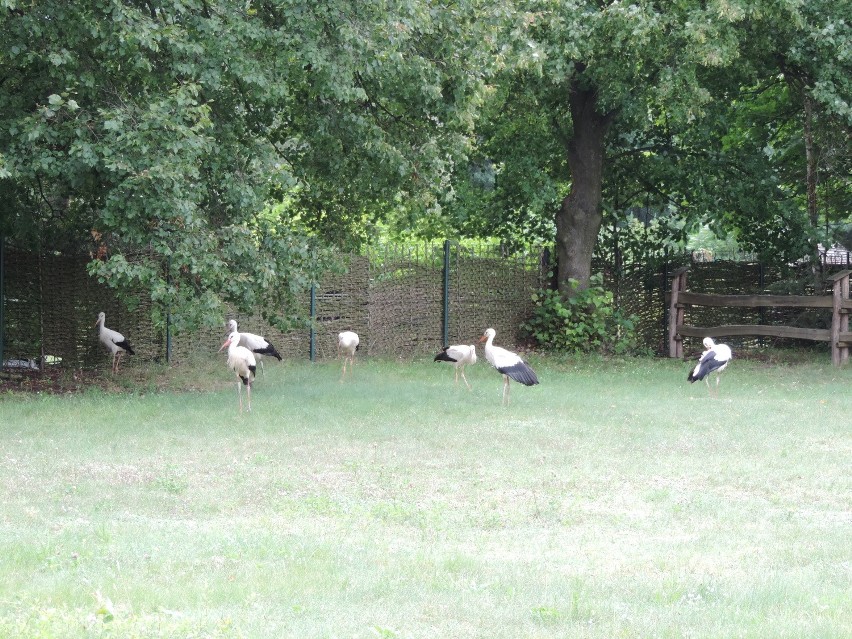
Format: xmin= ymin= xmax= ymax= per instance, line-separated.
xmin=1 ymin=355 xmax=850 ymax=638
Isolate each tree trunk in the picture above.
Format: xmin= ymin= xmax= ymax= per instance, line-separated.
xmin=555 ymin=81 xmax=613 ymax=295
xmin=780 ymin=63 xmax=821 ymax=278
xmin=803 ymin=95 xmax=818 ymax=232
xmin=803 ymin=93 xmax=822 ymax=278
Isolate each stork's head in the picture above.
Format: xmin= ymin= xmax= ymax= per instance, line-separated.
xmin=702 ymin=337 xmax=716 ymax=349
xmin=94 ymin=311 xmax=105 ymax=327
xmin=219 ymin=330 xmax=239 ymax=353
xmin=479 ymin=328 xmax=496 ymax=343
xmin=226 ymin=319 xmax=238 ymax=333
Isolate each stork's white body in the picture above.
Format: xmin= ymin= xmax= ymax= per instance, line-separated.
xmin=434 ymin=344 xmax=477 ymax=390
xmin=226 ymin=320 xmax=282 ymax=375
xmin=479 ymin=328 xmax=538 ymax=405
xmin=338 ymin=331 xmax=360 ymax=379
xmin=95 ymin=312 xmax=135 ymax=373
xmin=219 ymin=330 xmax=257 ymax=412
xmin=688 ymin=337 xmax=732 ymax=395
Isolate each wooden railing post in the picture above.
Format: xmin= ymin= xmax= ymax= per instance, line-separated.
xmin=668 ymin=266 xmax=689 ymax=358
xmin=829 ymin=270 xmax=851 ymax=366
xmin=843 ymin=272 xmax=850 ymax=366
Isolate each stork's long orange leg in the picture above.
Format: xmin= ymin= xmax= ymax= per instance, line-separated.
xmin=460 ymin=366 xmax=472 ymax=391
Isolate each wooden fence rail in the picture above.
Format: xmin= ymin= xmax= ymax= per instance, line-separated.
xmin=669 ymin=268 xmax=851 ymax=366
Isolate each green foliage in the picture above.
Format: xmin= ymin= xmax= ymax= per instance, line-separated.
xmin=266 ymin=0 xmax=496 ymax=247
xmin=444 ymin=0 xmax=851 ymax=277
xmin=0 ymin=0 xmax=492 ymax=328
xmin=523 ymin=275 xmax=639 ymax=355
xmin=1 ymin=0 xmax=848 ymax=318
xmin=686 ymin=225 xmax=743 ymax=256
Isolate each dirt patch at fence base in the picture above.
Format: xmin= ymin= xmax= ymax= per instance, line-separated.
xmin=0 ymin=368 xmax=102 ymax=394
xmin=1 ymin=363 xmax=213 ymax=395
xmin=1 ymin=368 xmax=88 ymax=394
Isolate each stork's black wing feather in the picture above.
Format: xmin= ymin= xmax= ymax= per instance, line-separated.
xmin=688 ymin=352 xmax=727 ymax=382
xmin=116 ymin=339 xmax=135 ymax=355
xmin=253 ymin=343 xmax=282 ymax=360
xmin=498 ymin=361 xmax=539 ymax=386
xmin=434 ymin=347 xmax=458 ymax=363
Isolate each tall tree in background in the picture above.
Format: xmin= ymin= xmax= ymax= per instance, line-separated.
xmin=762 ymin=0 xmax=851 ymax=254
xmin=504 ymin=1 xmax=749 ymax=291
xmin=0 ymin=0 xmax=490 ymax=329
xmin=468 ymin=0 xmax=851 ymax=292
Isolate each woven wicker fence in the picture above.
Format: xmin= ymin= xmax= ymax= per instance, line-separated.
xmin=601 ymin=256 xmax=683 ymax=355
xmin=0 ymin=243 xmax=543 ymax=369
xmin=0 ymin=247 xmax=161 ymax=369
xmin=2 ymin=241 xmax=847 ymax=369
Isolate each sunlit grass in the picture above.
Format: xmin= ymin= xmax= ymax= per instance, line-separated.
xmin=1 ymin=355 xmax=850 ymax=638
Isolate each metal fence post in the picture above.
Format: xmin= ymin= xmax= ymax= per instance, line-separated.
xmin=0 ymin=235 xmax=5 ymax=367
xmin=662 ymin=248 xmax=669 ymax=353
xmin=165 ymin=257 xmax=172 ymax=364
xmin=309 ymin=283 xmax=316 ymax=362
xmin=442 ymin=239 xmax=450 ymax=347
xmin=758 ymin=261 xmax=765 ymax=347
xmin=166 ymin=311 xmax=171 ymax=364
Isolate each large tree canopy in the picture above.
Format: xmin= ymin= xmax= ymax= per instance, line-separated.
xmin=2 ymin=0 xmax=849 ymax=322
xmin=449 ymin=0 xmax=850 ymax=290
xmin=497 ymin=0 xmax=750 ymax=290
xmin=0 ymin=0 xmax=490 ymax=329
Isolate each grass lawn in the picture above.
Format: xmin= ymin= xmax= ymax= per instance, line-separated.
xmin=1 ymin=354 xmax=850 ymax=638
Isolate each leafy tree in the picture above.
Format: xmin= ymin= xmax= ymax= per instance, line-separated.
xmin=749 ymin=0 xmax=851 ymax=254
xmin=0 ymin=0 xmax=489 ymax=329
xmin=264 ymin=0 xmax=496 ymax=248
xmin=493 ymin=1 xmax=750 ymax=291
xmin=453 ymin=1 xmax=850 ymax=291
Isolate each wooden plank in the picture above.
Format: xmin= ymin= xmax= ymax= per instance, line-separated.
xmin=676 ymin=272 xmax=687 ymax=358
xmin=668 ymin=285 xmax=679 ymax=358
xmin=668 ymin=270 xmax=687 ymax=358
xmin=833 ymin=277 xmax=842 ymax=365
xmin=678 ymin=324 xmax=832 ymax=342
xmin=826 ymin=269 xmax=852 ymax=283
xmin=669 ymin=265 xmax=689 ymax=279
xmin=841 ymin=276 xmax=850 ymax=365
xmin=838 ymin=332 xmax=852 ymax=347
xmin=676 ymin=291 xmax=844 ymax=309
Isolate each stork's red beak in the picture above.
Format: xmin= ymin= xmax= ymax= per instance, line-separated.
xmin=218 ymin=338 xmax=231 ymax=353
xmin=479 ymin=334 xmax=487 ymax=343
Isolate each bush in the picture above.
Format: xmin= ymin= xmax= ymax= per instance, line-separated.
xmin=522 ymin=275 xmax=640 ymax=354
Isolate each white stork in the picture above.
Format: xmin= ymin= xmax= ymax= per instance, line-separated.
xmin=479 ymin=328 xmax=539 ymax=405
xmin=219 ymin=330 xmax=257 ymax=412
xmin=338 ymin=331 xmax=360 ymax=380
xmin=687 ymin=337 xmax=733 ymax=395
xmin=95 ymin=311 xmax=135 ymax=373
xmin=226 ymin=319 xmax=282 ymax=375
xmin=434 ymin=344 xmax=477 ymax=390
